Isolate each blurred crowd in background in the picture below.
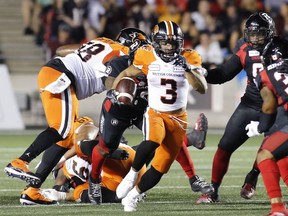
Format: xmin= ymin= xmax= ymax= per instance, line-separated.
xmin=22 ymin=0 xmax=288 ymax=68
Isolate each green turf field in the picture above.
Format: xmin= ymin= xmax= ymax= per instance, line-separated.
xmin=0 ymin=131 xmax=282 ymax=215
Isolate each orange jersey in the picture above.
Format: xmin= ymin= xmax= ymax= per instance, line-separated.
xmin=63 ymin=143 xmax=146 ymax=191
xmin=55 ymin=37 xmax=129 ymax=100
xmin=38 ymin=38 xmax=128 ymax=140
xmin=133 ymin=45 xmax=202 ymax=112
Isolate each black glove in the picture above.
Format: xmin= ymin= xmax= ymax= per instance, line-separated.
xmin=107 ymin=148 xmax=129 ymax=160
xmin=106 ymin=89 xmax=120 ymax=105
xmin=174 ymin=55 xmax=191 ymax=72
xmin=278 ymin=59 xmax=288 ymax=73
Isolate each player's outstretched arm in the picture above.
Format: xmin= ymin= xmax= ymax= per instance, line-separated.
xmin=56 ymin=44 xmax=81 ymax=57
xmin=185 ymin=68 xmax=208 ymax=94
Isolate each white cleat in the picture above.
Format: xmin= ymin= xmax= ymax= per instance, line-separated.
xmin=116 ymin=171 xmax=138 ymax=199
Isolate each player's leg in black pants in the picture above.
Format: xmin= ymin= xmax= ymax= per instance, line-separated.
xmin=32 ymin=144 xmax=68 ymax=188
xmin=212 ymin=103 xmax=261 ymax=197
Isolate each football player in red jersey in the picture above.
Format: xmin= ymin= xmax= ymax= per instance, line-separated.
xmin=245 ymin=37 xmax=288 ymax=216
xmin=196 ymin=12 xmax=278 ymax=203
xmin=88 ymin=27 xmax=213 ymax=205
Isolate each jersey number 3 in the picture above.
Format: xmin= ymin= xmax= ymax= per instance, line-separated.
xmin=161 ymin=79 xmax=177 ymax=104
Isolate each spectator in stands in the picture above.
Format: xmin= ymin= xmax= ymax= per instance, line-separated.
xmin=101 ymin=0 xmax=129 ymax=40
xmin=204 ymin=14 xmax=226 ymax=48
xmin=264 ymin=0 xmax=285 ymax=18
xmin=191 ymin=0 xmax=211 ymax=31
xmin=179 ymin=11 xmax=199 ymax=48
xmin=86 ymin=0 xmax=107 ymax=36
xmin=58 ymin=0 xmax=88 ymax=43
xmin=209 ymin=0 xmax=228 ymax=18
xmin=46 ymin=23 xmax=75 ymax=59
xmin=22 ymin=0 xmax=37 ymax=35
xmin=194 ymin=30 xmax=224 ymax=69
xmin=273 ymin=2 xmax=288 ymax=40
xmin=157 ymin=1 xmax=181 ymax=24
xmin=129 ymin=3 xmax=158 ymax=36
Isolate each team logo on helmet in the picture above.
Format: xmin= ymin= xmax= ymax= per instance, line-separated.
xmin=111 ymin=118 xmax=118 ymax=126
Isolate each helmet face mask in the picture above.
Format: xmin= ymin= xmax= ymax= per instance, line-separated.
xmin=151 ymin=21 xmax=184 ymax=62
xmin=244 ymin=12 xmax=276 ymax=52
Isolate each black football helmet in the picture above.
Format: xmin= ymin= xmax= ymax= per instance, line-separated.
xmin=262 ymin=36 xmax=288 ymax=67
xmin=151 ymin=20 xmax=184 ymax=62
xmin=115 ymin=27 xmax=150 ymax=47
xmin=244 ymin=12 xmax=276 ymax=52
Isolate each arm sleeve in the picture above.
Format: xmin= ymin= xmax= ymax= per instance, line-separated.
xmin=106 ymin=56 xmax=130 ymax=78
xmin=205 ymin=54 xmax=243 ymax=84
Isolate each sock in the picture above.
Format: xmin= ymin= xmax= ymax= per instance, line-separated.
xmin=211 ymin=148 xmax=231 ymax=186
xmin=271 ymin=202 xmax=286 ymax=213
xmin=243 ymin=161 xmax=260 ymax=187
xmin=277 ymin=157 xmax=288 ymax=186
xmin=176 ymin=142 xmax=196 ymax=179
xmin=90 ymin=145 xmax=106 ymax=180
xmin=258 ymin=159 xmax=282 ymax=199
xmin=19 ymin=127 xmax=63 ymax=163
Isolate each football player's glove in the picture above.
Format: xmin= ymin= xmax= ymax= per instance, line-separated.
xmin=174 ymin=55 xmax=191 ymax=72
xmin=106 ymin=89 xmax=120 ymax=105
xmin=245 ymin=121 xmax=261 ymax=137
xmin=107 ymin=148 xmax=129 ymax=160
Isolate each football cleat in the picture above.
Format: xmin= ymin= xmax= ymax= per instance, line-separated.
xmin=240 ymin=169 xmax=258 ymax=199
xmin=196 ymin=193 xmax=220 ymax=204
xmin=88 ymin=179 xmax=102 ymax=204
xmin=121 ymin=193 xmax=142 ymax=212
xmin=186 ymin=113 xmax=208 ymax=150
xmin=41 ymin=188 xmax=67 ymax=201
xmin=4 ymin=159 xmax=41 ymax=185
xmin=20 ymin=187 xmax=58 ymax=205
xmin=116 ymin=170 xmax=138 ymax=199
xmin=240 ymin=183 xmax=256 ymax=199
xmin=190 ymin=176 xmax=214 ymax=195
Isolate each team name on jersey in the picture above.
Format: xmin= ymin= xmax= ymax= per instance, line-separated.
xmin=148 ymin=64 xmax=185 ymax=73
xmin=248 ymin=50 xmax=260 ymax=57
xmin=267 ymin=61 xmax=283 ymax=71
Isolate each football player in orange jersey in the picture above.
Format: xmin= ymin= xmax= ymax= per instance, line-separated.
xmin=110 ymin=20 xmax=208 ymax=212
xmin=40 ymin=121 xmax=146 ymax=204
xmin=88 ymin=28 xmax=212 ymax=205
xmin=4 ymin=29 xmax=146 ymax=205
xmin=42 ymin=144 xmax=146 ymax=204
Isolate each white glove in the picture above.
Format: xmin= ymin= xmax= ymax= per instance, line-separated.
xmin=245 ymin=121 xmax=261 ymax=137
